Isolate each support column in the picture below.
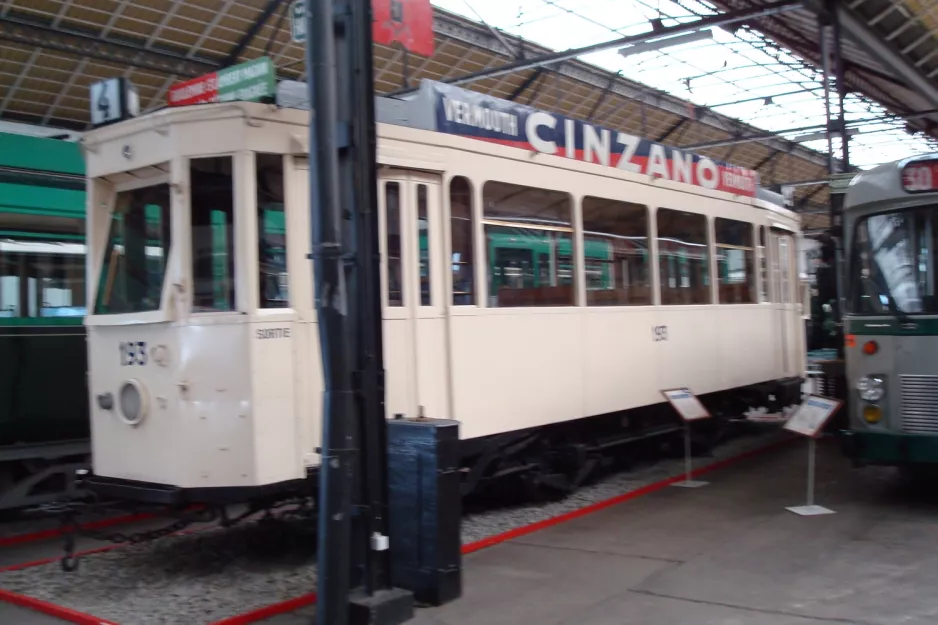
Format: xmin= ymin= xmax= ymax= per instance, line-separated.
xmin=306 ymin=0 xmax=415 ymax=623
xmin=830 ymin=1 xmax=850 ymax=171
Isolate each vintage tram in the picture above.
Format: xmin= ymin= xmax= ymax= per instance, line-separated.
xmin=76 ymin=79 xmax=806 ymax=506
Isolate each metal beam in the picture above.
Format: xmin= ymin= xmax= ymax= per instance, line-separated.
xmin=754 ymin=149 xmax=783 ymax=171
xmin=815 ymin=1 xmax=938 ymax=109
xmin=507 ymin=67 xmax=545 ymax=101
xmin=587 ymin=71 xmax=619 ymax=121
xmin=708 ymin=87 xmax=816 ymax=108
xmin=798 ymin=184 xmax=828 ymax=209
xmin=388 ymin=1 xmax=803 ymax=97
xmin=0 ymin=14 xmax=219 ymax=77
xmin=223 ymin=0 xmax=285 ymax=68
xmin=656 ymin=118 xmax=687 ymax=142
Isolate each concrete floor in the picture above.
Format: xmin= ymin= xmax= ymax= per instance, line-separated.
xmin=5 ymin=436 xmax=938 ymax=625
xmin=262 ymin=437 xmax=938 ymax=625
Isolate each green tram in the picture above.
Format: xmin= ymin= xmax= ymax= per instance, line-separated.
xmin=840 ymin=154 xmax=938 ymax=468
xmin=0 ymin=132 xmax=90 ymax=510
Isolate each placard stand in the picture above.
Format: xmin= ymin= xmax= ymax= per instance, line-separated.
xmin=783 ymin=395 xmax=843 ymax=516
xmin=661 ymin=388 xmax=711 ymax=489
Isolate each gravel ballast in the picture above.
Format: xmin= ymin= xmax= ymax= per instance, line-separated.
xmin=0 ymin=427 xmax=792 ymax=625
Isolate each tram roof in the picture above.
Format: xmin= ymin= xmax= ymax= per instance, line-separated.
xmin=3 ymin=1 xmax=938 ymax=234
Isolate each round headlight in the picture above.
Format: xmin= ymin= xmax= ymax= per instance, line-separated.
xmin=118 ymin=379 xmax=148 ymax=426
xmin=856 ymin=375 xmax=885 ymax=402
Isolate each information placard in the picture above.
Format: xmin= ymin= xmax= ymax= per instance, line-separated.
xmin=784 ymin=395 xmax=842 ymax=438
xmin=661 ymin=388 xmax=711 ymax=422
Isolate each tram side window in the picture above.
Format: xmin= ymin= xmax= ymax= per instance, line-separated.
xmin=758 ymin=226 xmax=768 ymax=302
xmin=191 ymin=157 xmax=235 ymax=312
xmin=657 ymin=208 xmax=710 ymax=305
xmin=779 ymin=235 xmax=791 ymax=304
xmin=385 ymin=182 xmax=403 ymax=307
xmin=257 ymin=154 xmax=288 ymax=309
xmin=94 ymin=184 xmax=171 ymax=314
xmin=417 ymin=184 xmax=432 ymax=306
xmin=1 ymin=236 xmax=86 ymax=319
xmin=582 ymin=197 xmax=650 ymax=306
xmin=482 ymin=181 xmax=574 ymax=308
xmin=715 ymin=218 xmax=755 ymax=304
xmin=449 ymin=176 xmax=475 ymax=306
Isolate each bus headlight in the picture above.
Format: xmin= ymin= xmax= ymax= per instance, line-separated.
xmin=856 ymin=375 xmax=886 ymax=402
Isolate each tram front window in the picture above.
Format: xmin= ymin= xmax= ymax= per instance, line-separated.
xmin=851 ymin=206 xmax=938 ymax=315
xmin=94 ymin=184 xmax=171 ymax=315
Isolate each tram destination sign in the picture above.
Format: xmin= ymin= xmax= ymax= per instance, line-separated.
xmin=167 ymin=57 xmax=275 ymax=107
xmin=429 ymin=82 xmax=759 ymax=197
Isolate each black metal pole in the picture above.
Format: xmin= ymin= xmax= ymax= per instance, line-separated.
xmin=309 ymin=0 xmax=413 ymax=623
xmin=818 ymin=17 xmax=834 ymax=175
xmin=346 ymin=0 xmax=395 ymax=596
xmin=829 ymin=0 xmax=850 ymax=170
xmin=307 ymin=0 xmax=356 ymax=624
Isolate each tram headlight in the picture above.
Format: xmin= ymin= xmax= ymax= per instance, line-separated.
xmin=118 ymin=379 xmax=148 ymax=426
xmin=856 ymin=375 xmax=886 ymax=403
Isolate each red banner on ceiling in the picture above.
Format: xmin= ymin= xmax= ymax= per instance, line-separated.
xmin=373 ymin=0 xmax=435 ymax=57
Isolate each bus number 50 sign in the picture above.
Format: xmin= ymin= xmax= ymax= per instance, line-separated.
xmin=902 ymin=160 xmax=938 ymax=193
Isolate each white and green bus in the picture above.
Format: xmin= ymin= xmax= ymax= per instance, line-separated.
xmin=841 ymin=154 xmax=938 ymax=467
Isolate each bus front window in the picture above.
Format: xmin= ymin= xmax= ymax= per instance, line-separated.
xmin=852 ymin=206 xmax=938 ymax=315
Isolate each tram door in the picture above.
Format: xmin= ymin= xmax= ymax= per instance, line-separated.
xmin=378 ymin=169 xmax=449 ymax=421
xmin=770 ymin=229 xmax=795 ymax=376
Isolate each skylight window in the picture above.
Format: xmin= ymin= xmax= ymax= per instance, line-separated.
xmin=433 ymin=0 xmax=938 ymax=169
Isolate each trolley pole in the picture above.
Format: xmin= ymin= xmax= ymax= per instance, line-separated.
xmin=306 ymin=0 xmax=414 ymax=623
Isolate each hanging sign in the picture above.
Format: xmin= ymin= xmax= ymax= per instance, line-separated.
xmin=428 ymin=82 xmax=758 ymax=197
xmin=783 ymin=395 xmax=842 ymax=438
xmin=89 ymin=77 xmax=140 ymax=127
xmin=291 ymin=0 xmax=434 ymax=54
xmin=661 ymin=388 xmax=711 ymax=422
xmin=373 ymin=0 xmax=435 ymax=57
xmin=168 ymin=57 xmax=275 ymax=107
xmin=290 ymin=0 xmax=306 ymax=43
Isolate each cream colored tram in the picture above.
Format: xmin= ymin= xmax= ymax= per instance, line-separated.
xmin=80 ymin=80 xmax=804 ymax=503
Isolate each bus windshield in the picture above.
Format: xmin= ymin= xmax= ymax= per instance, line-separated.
xmin=851 ymin=206 xmax=938 ymax=315
xmin=94 ymin=183 xmax=171 ymax=315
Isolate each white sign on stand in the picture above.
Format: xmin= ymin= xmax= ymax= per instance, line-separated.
xmin=662 ymin=388 xmax=711 ymax=488
xmin=783 ymin=395 xmax=843 ymax=516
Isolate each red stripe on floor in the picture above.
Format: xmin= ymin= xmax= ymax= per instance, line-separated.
xmin=210 ymin=593 xmax=318 ymax=625
xmin=0 ymin=587 xmax=120 ymax=625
